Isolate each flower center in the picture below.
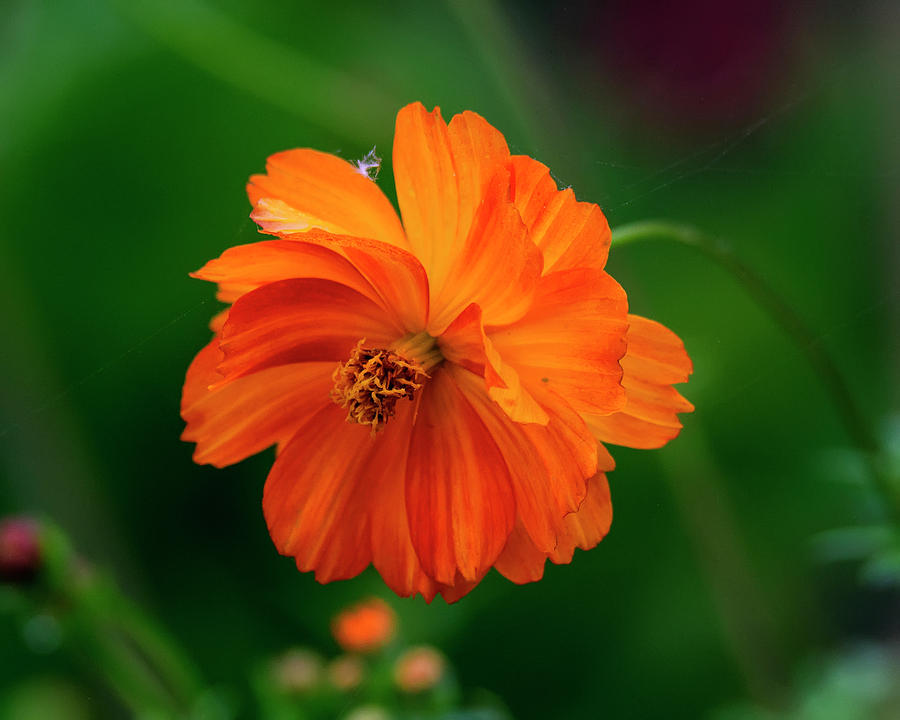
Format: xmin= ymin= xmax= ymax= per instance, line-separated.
xmin=331 ymin=333 xmax=441 ymax=433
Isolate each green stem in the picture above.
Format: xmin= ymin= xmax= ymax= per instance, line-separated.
xmin=79 ymin=575 xmax=205 ymax=715
xmin=610 ymin=220 xmax=898 ymax=518
xmin=659 ymin=428 xmax=788 ymax=707
xmin=444 ymin=0 xmax=542 ymax=148
xmin=41 ymin=525 xmax=205 ymax=718
xmin=109 ymin=0 xmax=398 ymax=142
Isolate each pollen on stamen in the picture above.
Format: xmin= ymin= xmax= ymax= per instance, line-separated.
xmin=331 ymin=341 xmax=426 ymax=434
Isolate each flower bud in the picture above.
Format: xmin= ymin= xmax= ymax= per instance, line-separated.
xmin=328 ymin=654 xmax=364 ymax=691
xmin=331 ymin=598 xmax=396 ymax=653
xmin=0 ymin=517 xmax=41 ymax=583
xmin=393 ymin=646 xmax=445 ymax=693
xmin=271 ymin=648 xmax=323 ymax=693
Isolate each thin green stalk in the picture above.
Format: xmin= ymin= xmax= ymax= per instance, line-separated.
xmin=109 ymin=0 xmax=398 ymax=142
xmin=445 ymin=0 xmax=574 ymax=166
xmin=445 ymin=0 xmax=543 ymax=149
xmin=77 ymin=574 xmax=205 ymax=715
xmin=610 ymin=220 xmax=897 ymax=518
xmin=42 ymin=525 xmax=206 ymax=718
xmin=659 ymin=428 xmax=788 ymax=707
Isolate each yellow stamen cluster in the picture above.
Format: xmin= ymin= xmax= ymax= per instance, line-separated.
xmin=331 ymin=341 xmax=427 ymax=433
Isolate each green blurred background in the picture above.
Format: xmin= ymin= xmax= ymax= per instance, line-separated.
xmin=2 ymin=0 xmax=898 ymax=717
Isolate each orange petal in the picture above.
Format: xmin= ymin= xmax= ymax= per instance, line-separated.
xmin=247 ymin=148 xmax=409 ymax=250
xmin=366 ymin=402 xmax=443 ymax=602
xmin=493 ymin=523 xmax=548 ymax=584
xmin=427 ymin=169 xmax=542 ymax=335
xmin=449 ymin=365 xmax=597 ymax=554
xmin=436 ymin=573 xmax=485 ymax=603
xmin=286 ymin=230 xmax=429 ymax=332
xmin=263 ymin=404 xmax=375 ymax=583
xmin=193 ymin=239 xmax=373 ymax=301
xmin=405 ymin=368 xmax=516 ymax=585
xmin=488 ymin=268 xmax=628 ymax=416
xmin=495 ymin=473 xmax=614 ymax=580
xmin=585 ymin=315 xmax=694 ymax=449
xmin=519 ymin=381 xmax=607 ymax=515
xmin=192 ymin=236 xmax=429 ymax=332
xmin=440 ymin=304 xmax=548 ymax=425
xmin=393 ymin=103 xmax=516 ymax=311
xmin=217 ymin=278 xmax=396 ymax=383
xmin=209 ymin=308 xmax=229 ymax=333
xmin=181 ymin=340 xmax=334 ymax=467
xmin=549 ymin=473 xmax=614 ymax=565
xmin=508 ymin=155 xmax=611 ymax=273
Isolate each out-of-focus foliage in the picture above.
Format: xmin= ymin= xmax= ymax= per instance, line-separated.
xmin=716 ymin=645 xmax=900 ymax=720
xmin=1 ymin=0 xmax=898 ymax=718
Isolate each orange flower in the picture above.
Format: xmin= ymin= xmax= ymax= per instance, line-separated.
xmin=331 ymin=598 xmax=397 ymax=653
xmin=181 ymin=102 xmax=693 ymax=602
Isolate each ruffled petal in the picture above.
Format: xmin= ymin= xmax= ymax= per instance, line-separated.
xmin=585 ymin=315 xmax=694 ymax=449
xmin=192 ymin=235 xmax=429 ymax=333
xmin=508 ymin=155 xmax=611 ymax=273
xmin=366 ymin=402 xmax=443 ymax=602
xmin=427 ymin=169 xmax=542 ymax=335
xmin=549 ymin=473 xmax=614 ymax=564
xmin=488 ymin=268 xmax=628 ymax=416
xmin=217 ymin=278 xmax=397 ymax=383
xmin=294 ymin=231 xmax=429 ymax=333
xmin=493 ymin=523 xmax=548 ymax=584
xmin=263 ymin=404 xmax=376 ymax=583
xmin=247 ymin=148 xmax=409 ymax=250
xmin=448 ymin=365 xmax=597 ymax=554
xmin=193 ymin=238 xmax=375 ymax=304
xmin=393 ymin=103 xmax=519 ymax=312
xmin=494 ymin=472 xmax=614 ymax=581
xmin=405 ymin=368 xmax=516 ymax=585
xmin=439 ymin=304 xmax=548 ymax=425
xmin=181 ymin=340 xmax=334 ymax=467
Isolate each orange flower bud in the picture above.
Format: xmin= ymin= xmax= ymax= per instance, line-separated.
xmin=331 ymin=598 xmax=396 ymax=653
xmin=393 ymin=646 xmax=445 ymax=693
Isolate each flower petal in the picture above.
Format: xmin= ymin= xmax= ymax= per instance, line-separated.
xmin=291 ymin=231 xmax=429 ymax=332
xmin=366 ymin=403 xmax=443 ymax=602
xmin=393 ymin=103 xmax=522 ymax=315
xmin=494 ymin=472 xmax=614 ymax=581
xmin=427 ymin=169 xmax=542 ymax=335
xmin=247 ymin=148 xmax=408 ymax=250
xmin=509 ymin=155 xmax=612 ymax=273
xmin=488 ymin=268 xmax=628 ymax=416
xmin=263 ymin=404 xmax=375 ymax=583
xmin=217 ymin=278 xmax=396 ymax=383
xmin=405 ymin=368 xmax=516 ymax=585
xmin=181 ymin=340 xmax=334 ymax=467
xmin=549 ymin=473 xmax=614 ymax=565
xmin=192 ymin=235 xmax=429 ymax=332
xmin=439 ymin=304 xmax=548 ymax=425
xmin=585 ymin=315 xmax=694 ymax=449
xmin=192 ymin=238 xmax=376 ymax=303
xmin=493 ymin=523 xmax=548 ymax=584
xmin=449 ymin=365 xmax=597 ymax=554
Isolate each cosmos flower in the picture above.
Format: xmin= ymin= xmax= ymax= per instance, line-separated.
xmin=181 ymin=102 xmax=693 ymax=602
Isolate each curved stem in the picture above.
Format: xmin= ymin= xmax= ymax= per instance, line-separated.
xmin=611 ymin=220 xmax=897 ymax=518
